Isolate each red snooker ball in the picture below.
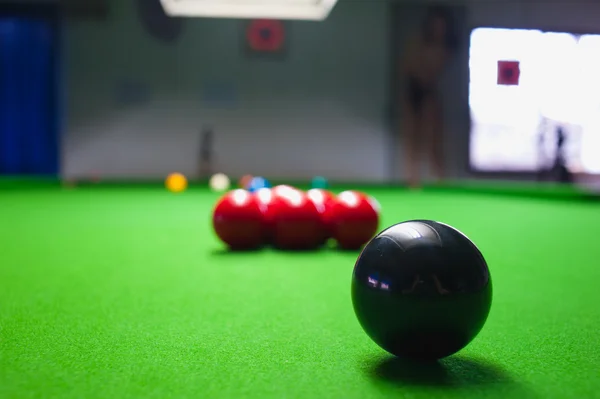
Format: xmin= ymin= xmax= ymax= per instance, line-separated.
xmin=306 ymin=188 xmax=336 ymax=245
xmin=212 ymin=189 xmax=265 ymax=250
xmin=254 ymin=187 xmax=276 ymax=243
xmin=255 ymin=185 xmax=305 ymax=245
xmin=330 ymin=190 xmax=380 ymax=250
xmin=268 ymin=188 xmax=322 ymax=250
xmin=271 ymin=184 xmax=298 ymax=196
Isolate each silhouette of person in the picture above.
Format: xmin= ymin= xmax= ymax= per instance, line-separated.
xmin=400 ymin=6 xmax=458 ymax=188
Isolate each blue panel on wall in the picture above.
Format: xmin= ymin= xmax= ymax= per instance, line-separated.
xmin=0 ymin=16 xmax=58 ymax=175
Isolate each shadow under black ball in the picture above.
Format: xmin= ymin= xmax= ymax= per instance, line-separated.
xmin=351 ymin=220 xmax=492 ymax=360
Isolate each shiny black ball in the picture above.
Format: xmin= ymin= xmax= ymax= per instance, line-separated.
xmin=351 ymin=220 xmax=492 ymax=360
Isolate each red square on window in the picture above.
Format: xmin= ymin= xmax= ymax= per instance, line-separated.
xmin=497 ymin=60 xmax=520 ymax=85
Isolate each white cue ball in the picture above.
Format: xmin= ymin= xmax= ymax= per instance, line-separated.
xmin=209 ymin=173 xmax=231 ymax=192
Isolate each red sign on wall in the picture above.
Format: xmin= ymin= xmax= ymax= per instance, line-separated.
xmin=497 ymin=60 xmax=521 ymax=85
xmin=247 ymin=19 xmax=285 ymax=53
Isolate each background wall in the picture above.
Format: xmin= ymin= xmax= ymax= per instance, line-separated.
xmin=60 ymin=0 xmax=600 ymax=181
xmin=63 ymin=0 xmax=391 ymax=181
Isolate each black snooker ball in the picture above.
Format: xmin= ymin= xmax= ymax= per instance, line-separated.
xmin=351 ymin=220 xmax=492 ymax=360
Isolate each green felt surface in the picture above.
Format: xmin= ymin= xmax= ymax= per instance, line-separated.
xmin=1 ymin=182 xmax=599 ymax=399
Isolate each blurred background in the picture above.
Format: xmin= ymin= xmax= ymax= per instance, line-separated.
xmin=1 ymin=0 xmax=599 ymax=189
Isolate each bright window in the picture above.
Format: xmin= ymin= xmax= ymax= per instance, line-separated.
xmin=469 ymin=28 xmax=600 ymax=173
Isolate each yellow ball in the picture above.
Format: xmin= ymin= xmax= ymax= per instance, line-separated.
xmin=166 ymin=173 xmax=188 ymax=193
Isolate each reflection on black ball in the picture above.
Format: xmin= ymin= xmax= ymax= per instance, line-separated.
xmin=351 ymin=220 xmax=492 ymax=360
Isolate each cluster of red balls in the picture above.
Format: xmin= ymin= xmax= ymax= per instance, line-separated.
xmin=212 ymin=185 xmax=380 ymax=251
